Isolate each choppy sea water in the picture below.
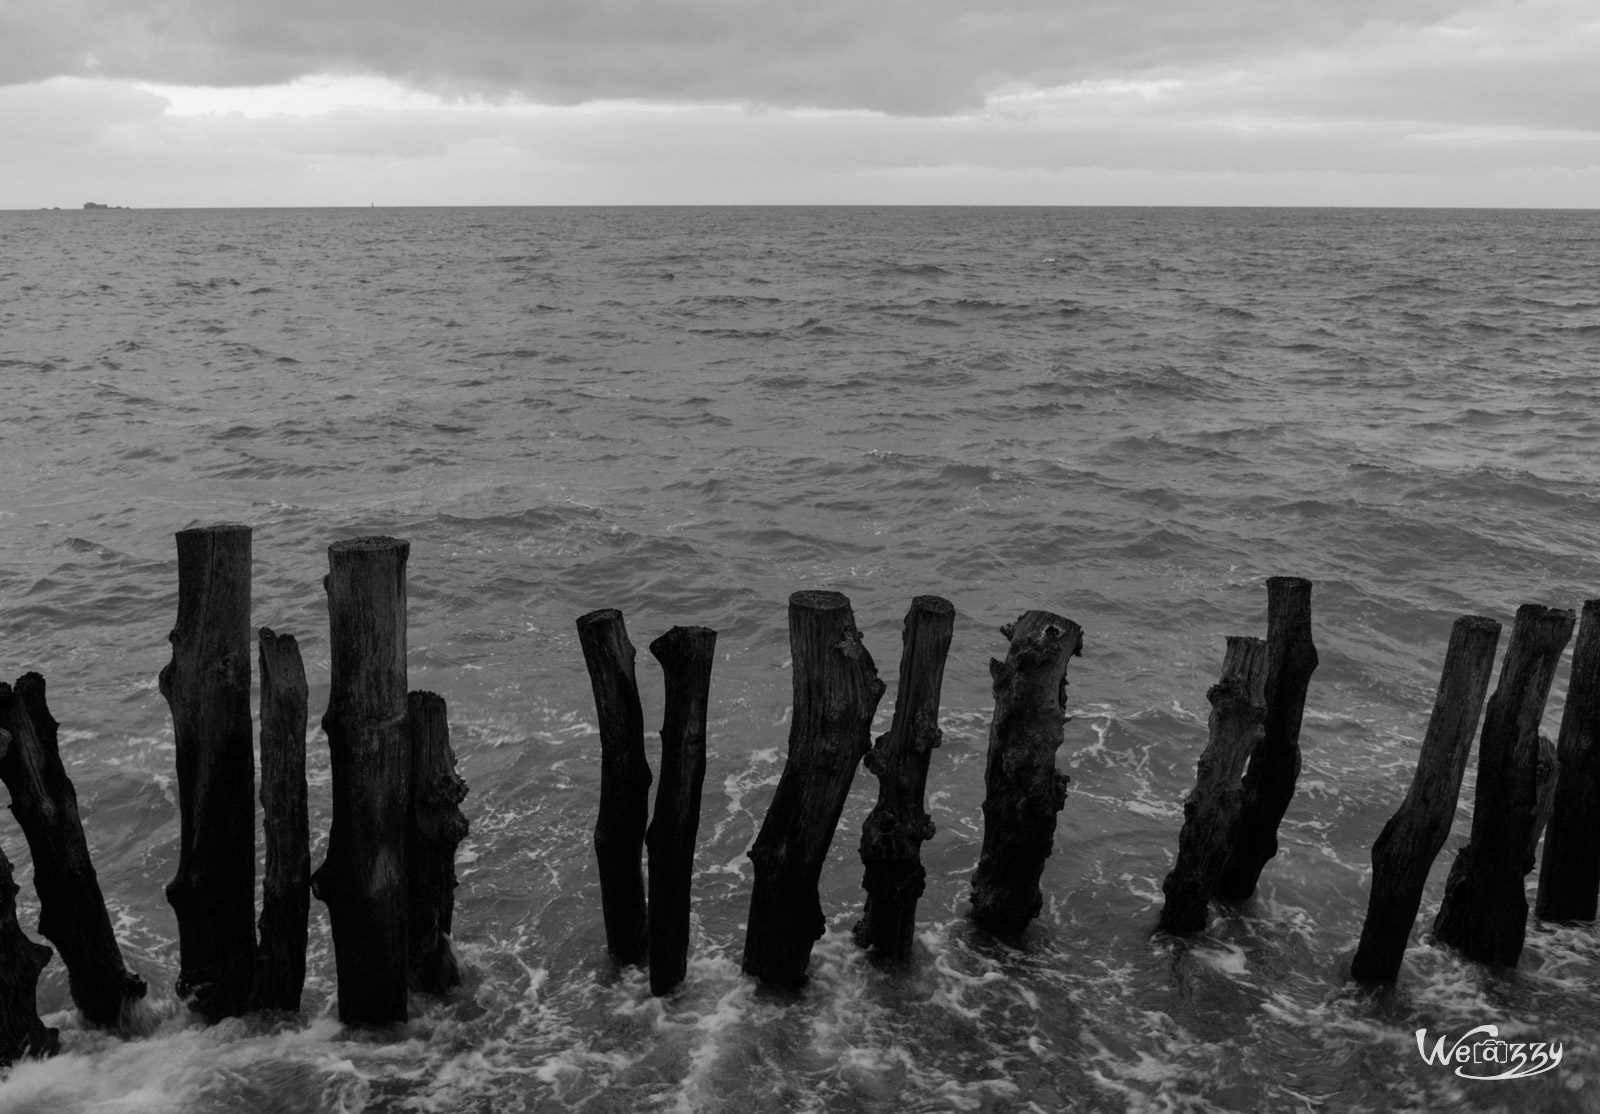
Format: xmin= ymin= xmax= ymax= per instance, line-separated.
xmin=1 ymin=205 xmax=1599 ymax=1112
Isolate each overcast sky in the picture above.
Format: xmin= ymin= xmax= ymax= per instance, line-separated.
xmin=2 ymin=0 xmax=1596 ymax=207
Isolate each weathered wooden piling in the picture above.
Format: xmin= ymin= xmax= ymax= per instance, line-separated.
xmin=0 ymin=841 xmax=57 ymax=1066
xmin=407 ymin=690 xmax=469 ymax=995
xmin=1216 ymin=577 xmax=1318 ymax=901
xmin=1432 ymin=603 xmax=1575 ymax=966
xmin=159 ymin=522 xmax=256 ymax=1020
xmin=743 ymin=591 xmax=884 ymax=987
xmin=1536 ymin=599 xmax=1600 ymax=922
xmin=645 ymin=626 xmax=716 ymax=996
xmin=0 ymin=675 xmax=147 ymax=1028
xmin=1157 ymin=636 xmax=1268 ymax=935
xmin=969 ymin=610 xmax=1083 ymax=938
xmin=251 ymin=628 xmax=309 ymax=1013
xmin=576 ymin=608 xmax=652 ymax=968
xmin=855 ymin=595 xmax=955 ymax=960
xmin=1350 ymin=615 xmax=1500 ymax=983
xmin=311 ymin=536 xmax=412 ymax=1026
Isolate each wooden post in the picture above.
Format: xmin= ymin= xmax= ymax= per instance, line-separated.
xmin=0 ymin=676 xmax=147 ymax=1028
xmin=311 ymin=536 xmax=412 ymax=1026
xmin=407 ymin=690 xmax=468 ymax=995
xmin=576 ymin=608 xmax=652 ymax=967
xmin=969 ymin=610 xmax=1083 ymax=938
xmin=1216 ymin=577 xmax=1318 ymax=901
xmin=251 ymin=628 xmax=309 ymax=1013
xmin=0 ymin=840 xmax=58 ymax=1066
xmin=1350 ymin=615 xmax=1500 ymax=983
xmin=1432 ymin=603 xmax=1574 ymax=966
xmin=743 ymin=591 xmax=884 ymax=987
xmin=159 ymin=522 xmax=256 ymax=1020
xmin=1537 ymin=599 xmax=1600 ymax=922
xmin=855 ymin=595 xmax=955 ymax=960
xmin=645 ymin=626 xmax=716 ymax=996
xmin=1157 ymin=636 xmax=1268 ymax=934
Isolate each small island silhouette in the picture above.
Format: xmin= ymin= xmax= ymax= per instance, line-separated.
xmin=82 ymin=202 xmax=131 ymax=210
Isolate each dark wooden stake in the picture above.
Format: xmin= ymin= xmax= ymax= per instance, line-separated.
xmin=1157 ymin=636 xmax=1269 ymax=934
xmin=855 ymin=595 xmax=955 ymax=960
xmin=576 ymin=608 xmax=652 ymax=968
xmin=0 ymin=839 xmax=57 ymax=1066
xmin=1537 ymin=599 xmax=1600 ymax=922
xmin=1350 ymin=615 xmax=1501 ymax=983
xmin=311 ymin=536 xmax=412 ymax=1026
xmin=1216 ymin=577 xmax=1318 ymax=901
xmin=1432 ymin=603 xmax=1575 ymax=966
xmin=159 ymin=522 xmax=256 ymax=1020
xmin=743 ymin=591 xmax=884 ymax=987
xmin=969 ymin=610 xmax=1083 ymax=938
xmin=645 ymin=626 xmax=716 ymax=996
xmin=251 ymin=628 xmax=309 ymax=1013
xmin=0 ymin=676 xmax=147 ymax=1028
xmin=407 ymin=690 xmax=469 ymax=996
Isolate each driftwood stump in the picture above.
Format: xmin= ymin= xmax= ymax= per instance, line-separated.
xmin=576 ymin=608 xmax=652 ymax=967
xmin=645 ymin=626 xmax=716 ymax=996
xmin=0 ymin=841 xmax=57 ymax=1066
xmin=407 ymin=691 xmax=469 ymax=995
xmin=743 ymin=591 xmax=884 ymax=987
xmin=159 ymin=522 xmax=256 ymax=1020
xmin=855 ymin=596 xmax=955 ymax=960
xmin=1432 ymin=603 xmax=1574 ymax=966
xmin=969 ymin=610 xmax=1083 ymax=938
xmin=0 ymin=676 xmax=147 ymax=1028
xmin=311 ymin=536 xmax=412 ymax=1026
xmin=1217 ymin=577 xmax=1318 ymax=901
xmin=1157 ymin=636 xmax=1268 ymax=934
xmin=1350 ymin=615 xmax=1500 ymax=983
xmin=251 ymin=628 xmax=309 ymax=1013
xmin=1537 ymin=599 xmax=1600 ymax=922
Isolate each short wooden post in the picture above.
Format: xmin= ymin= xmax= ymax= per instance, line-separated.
xmin=969 ymin=610 xmax=1083 ymax=938
xmin=159 ymin=522 xmax=256 ymax=1020
xmin=645 ymin=626 xmax=716 ymax=996
xmin=1433 ymin=603 xmax=1575 ymax=966
xmin=743 ymin=591 xmax=884 ymax=987
xmin=251 ymin=628 xmax=309 ymax=1013
xmin=1157 ymin=636 xmax=1268 ymax=934
xmin=311 ymin=536 xmax=412 ymax=1026
xmin=407 ymin=690 xmax=468 ymax=995
xmin=855 ymin=595 xmax=955 ymax=960
xmin=1350 ymin=615 xmax=1500 ymax=983
xmin=1537 ymin=599 xmax=1600 ymax=921
xmin=0 ymin=676 xmax=147 ymax=1028
xmin=0 ymin=840 xmax=58 ymax=1066
xmin=1216 ymin=577 xmax=1318 ymax=901
xmin=576 ymin=608 xmax=651 ymax=967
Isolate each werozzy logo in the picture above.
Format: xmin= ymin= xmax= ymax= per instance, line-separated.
xmin=1415 ymin=1025 xmax=1563 ymax=1080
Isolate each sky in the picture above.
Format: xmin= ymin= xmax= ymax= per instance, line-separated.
xmin=1 ymin=0 xmax=1597 ymax=208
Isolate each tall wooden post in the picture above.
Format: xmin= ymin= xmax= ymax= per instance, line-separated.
xmin=311 ymin=536 xmax=412 ymax=1026
xmin=251 ymin=628 xmax=309 ymax=1013
xmin=1537 ymin=599 xmax=1600 ymax=921
xmin=0 ymin=841 xmax=58 ymax=1065
xmin=743 ymin=591 xmax=884 ymax=987
xmin=407 ymin=690 xmax=468 ymax=995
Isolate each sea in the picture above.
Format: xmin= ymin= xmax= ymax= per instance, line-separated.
xmin=0 ymin=205 xmax=1597 ymax=1113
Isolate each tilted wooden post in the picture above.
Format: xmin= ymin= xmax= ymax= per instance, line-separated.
xmin=1537 ymin=599 xmax=1600 ymax=922
xmin=159 ymin=522 xmax=256 ymax=1020
xmin=0 ymin=839 xmax=58 ymax=1066
xmin=970 ymin=610 xmax=1083 ymax=938
xmin=0 ymin=676 xmax=147 ymax=1028
xmin=311 ymin=536 xmax=412 ymax=1026
xmin=645 ymin=626 xmax=716 ymax=996
xmin=1433 ymin=603 xmax=1574 ymax=966
xmin=855 ymin=595 xmax=955 ymax=960
xmin=407 ymin=690 xmax=469 ymax=995
xmin=251 ymin=628 xmax=309 ymax=1013
xmin=1350 ymin=615 xmax=1500 ymax=983
xmin=576 ymin=608 xmax=651 ymax=968
xmin=1157 ymin=636 xmax=1268 ymax=934
xmin=1216 ymin=577 xmax=1318 ymax=901
xmin=743 ymin=591 xmax=884 ymax=987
